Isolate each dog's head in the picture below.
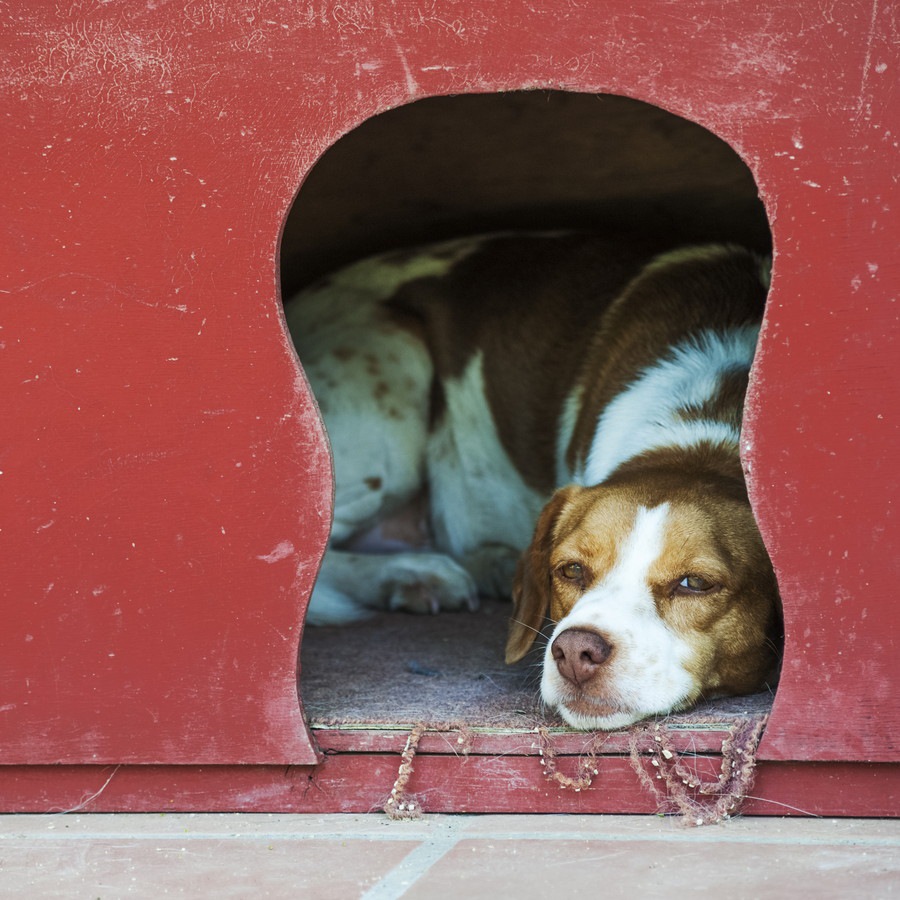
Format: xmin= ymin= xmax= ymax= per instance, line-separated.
xmin=506 ymin=473 xmax=781 ymax=730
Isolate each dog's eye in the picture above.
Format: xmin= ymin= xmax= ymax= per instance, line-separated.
xmin=675 ymin=574 xmax=717 ymax=594
xmin=559 ymin=561 xmax=584 ymax=581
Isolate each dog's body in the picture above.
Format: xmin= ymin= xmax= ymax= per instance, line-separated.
xmin=285 ymin=232 xmax=781 ymax=729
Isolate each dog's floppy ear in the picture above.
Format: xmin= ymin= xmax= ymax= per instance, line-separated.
xmin=505 ymin=486 xmax=578 ymax=664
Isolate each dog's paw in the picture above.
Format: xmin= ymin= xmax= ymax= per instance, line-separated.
xmin=385 ymin=554 xmax=479 ymax=614
xmin=306 ymin=584 xmax=376 ymax=627
xmin=462 ymin=543 xmax=520 ymax=598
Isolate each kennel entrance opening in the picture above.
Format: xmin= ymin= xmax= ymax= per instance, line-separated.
xmin=289 ymin=90 xmax=777 ymax=750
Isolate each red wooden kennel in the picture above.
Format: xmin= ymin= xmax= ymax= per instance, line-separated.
xmin=2 ymin=0 xmax=897 ymax=816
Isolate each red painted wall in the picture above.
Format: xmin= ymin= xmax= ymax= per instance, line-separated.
xmin=2 ymin=1 xmax=896 ymax=768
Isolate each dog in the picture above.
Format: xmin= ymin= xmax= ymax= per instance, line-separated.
xmin=284 ymin=232 xmax=782 ymax=730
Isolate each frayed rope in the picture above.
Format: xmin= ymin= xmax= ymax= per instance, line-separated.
xmin=535 ymin=726 xmax=608 ymax=792
xmin=535 ymin=716 xmax=767 ymax=826
xmin=383 ymin=724 xmax=475 ymax=820
xmin=386 ymin=717 xmax=767 ymax=825
xmin=384 ymin=724 xmax=426 ymax=820
xmin=627 ymin=715 xmax=768 ymax=826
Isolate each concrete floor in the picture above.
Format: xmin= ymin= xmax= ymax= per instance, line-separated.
xmin=1 ymin=814 xmax=898 ymax=898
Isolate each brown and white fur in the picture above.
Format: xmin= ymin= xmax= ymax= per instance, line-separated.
xmin=284 ymin=232 xmax=781 ymax=730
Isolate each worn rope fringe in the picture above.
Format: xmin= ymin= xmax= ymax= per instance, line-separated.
xmin=383 ymin=723 xmax=475 ymax=819
xmin=387 ymin=716 xmax=766 ymax=825
xmin=535 ymin=715 xmax=767 ymax=826
xmin=627 ymin=715 xmax=769 ymax=826
xmin=383 ymin=724 xmax=427 ymax=819
xmin=535 ymin=726 xmax=607 ymax=791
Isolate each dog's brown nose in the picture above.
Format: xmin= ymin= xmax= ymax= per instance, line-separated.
xmin=551 ymin=628 xmax=612 ymax=685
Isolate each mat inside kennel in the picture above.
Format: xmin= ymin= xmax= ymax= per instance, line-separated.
xmin=302 ymin=600 xmax=775 ymax=733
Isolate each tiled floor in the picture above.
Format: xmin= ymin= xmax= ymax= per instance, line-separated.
xmin=2 ymin=814 xmax=898 ymax=898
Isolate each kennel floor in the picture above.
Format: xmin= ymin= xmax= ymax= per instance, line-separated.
xmin=300 ymin=598 xmax=775 ymax=756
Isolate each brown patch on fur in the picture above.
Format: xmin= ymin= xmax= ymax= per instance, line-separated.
xmin=677 ymin=368 xmax=749 ymax=427
xmin=364 ymin=353 xmax=381 ymax=376
xmin=650 ymin=494 xmax=780 ymax=698
xmin=533 ymin=485 xmax=646 ymax=625
xmin=506 ymin=486 xmax=579 ymax=663
xmin=364 ymin=476 xmax=383 ymax=490
xmin=567 ymin=247 xmax=767 ymax=475
xmin=611 ymin=441 xmax=746 ymax=487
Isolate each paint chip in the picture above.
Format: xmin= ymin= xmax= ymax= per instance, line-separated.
xmin=256 ymin=541 xmax=296 ymax=564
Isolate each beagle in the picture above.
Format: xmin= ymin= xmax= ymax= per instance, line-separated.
xmin=285 ymin=232 xmax=781 ymax=729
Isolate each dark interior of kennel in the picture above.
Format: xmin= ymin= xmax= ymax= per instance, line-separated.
xmin=287 ymin=91 xmax=777 ymax=737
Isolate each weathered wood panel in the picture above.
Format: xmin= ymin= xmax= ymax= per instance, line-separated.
xmin=0 ymin=759 xmax=896 ymax=818
xmin=1 ymin=0 xmax=896 ymax=780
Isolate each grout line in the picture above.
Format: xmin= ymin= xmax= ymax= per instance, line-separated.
xmin=426 ymin=831 xmax=900 ymax=848
xmin=360 ymin=832 xmax=462 ymax=900
xmin=4 ymin=826 xmax=899 ymax=849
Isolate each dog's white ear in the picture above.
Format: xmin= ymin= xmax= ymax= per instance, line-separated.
xmin=506 ymin=486 xmax=578 ymax=664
